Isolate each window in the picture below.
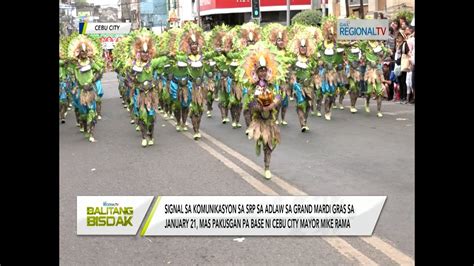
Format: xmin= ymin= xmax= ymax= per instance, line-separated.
xmin=349 ymin=0 xmax=368 ymax=6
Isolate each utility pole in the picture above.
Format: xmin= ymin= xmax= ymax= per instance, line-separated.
xmin=197 ymin=0 xmax=201 ymax=27
xmin=312 ymin=0 xmax=321 ymax=9
xmin=321 ymin=0 xmax=326 ymax=17
xmin=286 ymin=0 xmax=290 ymax=26
xmin=359 ymin=0 xmax=364 ymax=19
xmin=345 ymin=0 xmax=349 ymax=17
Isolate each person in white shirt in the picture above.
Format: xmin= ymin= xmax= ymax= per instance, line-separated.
xmin=406 ymin=26 xmax=415 ymax=104
xmin=394 ymin=31 xmax=409 ymax=103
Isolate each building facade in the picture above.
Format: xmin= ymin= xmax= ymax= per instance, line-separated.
xmin=327 ymin=0 xmax=413 ymax=18
xmin=140 ymin=0 xmax=168 ymax=29
xmin=120 ymin=0 xmax=140 ymax=29
xmin=159 ymin=0 xmax=412 ymax=31
xmin=164 ymin=0 xmax=196 ymax=28
xmin=198 ymin=0 xmax=312 ymax=28
xmin=60 ymin=1 xmax=77 ymax=35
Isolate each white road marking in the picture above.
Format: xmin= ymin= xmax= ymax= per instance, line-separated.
xmin=158 ymin=113 xmax=411 ymax=264
xmin=361 ymin=236 xmax=415 ymax=265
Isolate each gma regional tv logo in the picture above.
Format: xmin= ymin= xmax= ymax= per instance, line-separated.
xmin=86 ymin=201 xmax=134 ymax=227
xmin=337 ymin=19 xmax=389 ymax=40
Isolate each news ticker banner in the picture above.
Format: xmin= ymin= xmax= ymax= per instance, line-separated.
xmin=337 ymin=19 xmax=389 ymax=40
xmin=77 ymin=196 xmax=386 ymax=236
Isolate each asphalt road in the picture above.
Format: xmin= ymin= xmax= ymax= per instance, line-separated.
xmin=60 ymin=72 xmax=415 ymax=265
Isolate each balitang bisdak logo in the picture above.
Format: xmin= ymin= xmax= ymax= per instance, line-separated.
xmin=86 ymin=201 xmax=133 ymax=227
xmin=77 ymin=196 xmax=154 ymax=235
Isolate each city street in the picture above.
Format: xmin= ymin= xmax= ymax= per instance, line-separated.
xmin=60 ymin=72 xmax=414 ymax=265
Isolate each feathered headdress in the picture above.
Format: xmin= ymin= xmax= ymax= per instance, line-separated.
xmin=265 ymin=23 xmax=288 ymax=48
xmin=179 ymin=22 xmax=204 ymax=55
xmin=240 ymin=22 xmax=261 ymax=47
xmin=322 ymin=15 xmax=337 ymax=48
xmin=67 ymin=34 xmax=98 ymax=60
xmin=211 ymin=24 xmax=230 ymax=52
xmin=224 ymin=29 xmax=238 ymax=53
xmin=289 ymin=26 xmax=316 ymax=57
xmin=288 ymin=23 xmax=306 ymax=41
xmin=88 ymin=35 xmax=105 ymax=66
xmin=130 ymin=28 xmax=156 ymax=60
xmin=241 ymin=42 xmax=278 ymax=84
xmin=307 ymin=26 xmax=323 ymax=45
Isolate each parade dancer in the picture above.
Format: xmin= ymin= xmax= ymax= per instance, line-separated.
xmin=288 ymin=26 xmax=317 ymax=132
xmin=312 ymin=54 xmax=324 ymax=117
xmin=117 ymin=70 xmax=128 ymax=108
xmin=214 ymin=27 xmax=239 ymax=125
xmin=306 ymin=26 xmax=323 ymax=118
xmin=161 ymin=64 xmax=173 ymax=120
xmin=210 ymin=25 xmax=231 ymax=104
xmin=112 ymin=38 xmax=129 ymax=109
xmin=178 ymin=22 xmax=207 ymax=140
xmin=91 ymin=37 xmax=106 ymax=120
xmin=215 ymin=52 xmax=231 ymax=124
xmin=127 ymin=29 xmax=163 ymax=147
xmin=60 ymin=39 xmax=69 ymax=124
xmin=265 ymin=23 xmax=292 ymax=126
xmin=95 ymin=75 xmax=104 ymax=120
xmin=239 ymin=42 xmax=286 ymax=179
xmin=168 ymin=27 xmax=195 ymax=132
xmin=361 ymin=40 xmax=389 ymax=117
xmin=120 ymin=32 xmax=140 ymax=128
xmin=204 ymin=63 xmax=216 ymax=118
xmin=205 ymin=24 xmax=229 ymax=108
xmin=66 ymin=34 xmax=104 ymax=142
xmin=159 ymin=28 xmax=182 ymax=126
xmin=335 ymin=44 xmax=349 ymax=110
xmin=154 ymin=31 xmax=169 ymax=120
xmin=203 ymin=30 xmax=218 ymax=118
xmin=170 ymin=55 xmax=191 ymax=132
xmin=320 ymin=17 xmax=338 ymax=121
xmin=232 ymin=23 xmax=260 ymax=130
xmin=347 ymin=41 xmax=362 ymax=113
xmin=59 ymin=64 xmax=69 ymax=124
xmin=64 ymin=35 xmax=86 ymax=130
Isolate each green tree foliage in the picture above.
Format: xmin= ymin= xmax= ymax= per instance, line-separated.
xmin=395 ymin=10 xmax=413 ymax=24
xmin=291 ymin=9 xmax=323 ymax=27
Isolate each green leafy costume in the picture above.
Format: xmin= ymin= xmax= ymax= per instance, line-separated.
xmin=288 ymin=25 xmax=317 ymax=130
xmin=65 ymin=34 xmax=104 ymax=142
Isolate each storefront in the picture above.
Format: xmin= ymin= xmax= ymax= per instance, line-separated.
xmin=199 ymin=0 xmax=311 ymax=28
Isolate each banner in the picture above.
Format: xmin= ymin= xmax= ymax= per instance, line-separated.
xmin=88 ymin=34 xmax=124 ymax=50
xmin=141 ymin=196 xmax=386 ymax=236
xmin=79 ymin=23 xmax=132 ymax=34
xmin=337 ymin=19 xmax=389 ymax=40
